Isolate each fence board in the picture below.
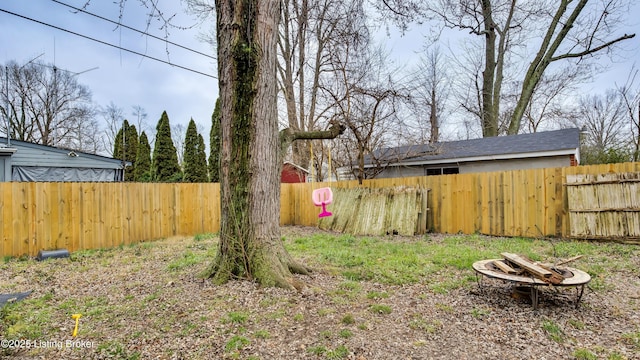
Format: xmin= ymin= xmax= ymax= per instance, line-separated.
xmin=14 ymin=184 xmax=30 ymax=256
xmin=503 ymin=171 xmax=514 ymax=236
xmin=529 ymin=169 xmax=544 ymax=237
xmin=513 ymin=170 xmax=526 ymax=235
xmin=1 ymin=183 xmax=12 ymax=257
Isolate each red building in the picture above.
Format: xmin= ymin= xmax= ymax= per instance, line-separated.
xmin=281 ymin=161 xmax=308 ymax=183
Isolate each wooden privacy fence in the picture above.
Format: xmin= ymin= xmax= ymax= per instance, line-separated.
xmin=566 ymin=172 xmax=640 ymax=242
xmin=281 ymin=162 xmax=640 ymax=239
xmin=1 ymin=182 xmax=220 ymax=257
xmin=2 ymin=162 xmax=640 ymax=257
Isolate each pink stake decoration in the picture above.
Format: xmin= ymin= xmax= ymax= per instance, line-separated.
xmin=311 ymin=187 xmax=333 ymax=218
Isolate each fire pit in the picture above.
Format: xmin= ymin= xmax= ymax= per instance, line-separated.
xmin=472 ymin=256 xmax=591 ymax=309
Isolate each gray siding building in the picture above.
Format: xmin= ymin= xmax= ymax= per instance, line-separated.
xmin=0 ymin=138 xmax=125 ymax=182
xmin=360 ymin=128 xmax=581 ymax=179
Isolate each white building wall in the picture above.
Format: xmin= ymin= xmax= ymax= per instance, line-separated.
xmin=459 ymin=156 xmax=571 ymax=174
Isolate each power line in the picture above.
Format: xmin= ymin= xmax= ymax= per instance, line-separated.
xmin=50 ymin=0 xmax=216 ymax=61
xmin=0 ymin=8 xmax=217 ymax=79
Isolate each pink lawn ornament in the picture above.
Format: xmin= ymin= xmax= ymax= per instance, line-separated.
xmin=312 ymin=187 xmax=333 ymax=218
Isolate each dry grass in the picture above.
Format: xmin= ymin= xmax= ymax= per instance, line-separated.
xmin=1 ymin=227 xmax=639 ymax=359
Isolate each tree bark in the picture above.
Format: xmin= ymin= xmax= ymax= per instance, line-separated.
xmin=481 ymin=0 xmax=498 ymax=137
xmin=206 ymin=0 xmax=344 ymax=289
xmin=429 ymin=87 xmax=438 ymax=143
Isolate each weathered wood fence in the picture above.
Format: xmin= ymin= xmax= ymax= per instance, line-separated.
xmin=566 ymin=172 xmax=640 ymax=240
xmin=2 ymin=162 xmax=639 ymax=257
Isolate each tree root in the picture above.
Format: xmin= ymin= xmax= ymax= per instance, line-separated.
xmin=203 ymin=241 xmax=312 ymax=291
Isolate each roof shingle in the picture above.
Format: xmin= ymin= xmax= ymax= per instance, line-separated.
xmin=368 ymin=128 xmax=580 ymax=165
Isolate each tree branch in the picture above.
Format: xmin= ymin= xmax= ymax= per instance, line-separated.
xmin=279 ymin=120 xmax=346 ymax=156
xmin=550 ymin=33 xmax=636 ymax=61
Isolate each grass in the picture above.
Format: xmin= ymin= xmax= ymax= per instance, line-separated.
xmin=224 ymin=311 xmax=249 ymax=324
xmin=167 ymin=251 xmax=205 ymax=271
xmin=541 ymin=319 xmax=565 ymax=343
xmin=1 ymin=291 xmax=55 ymax=339
xmin=366 ymin=291 xmax=389 ymax=299
xmin=307 ymin=345 xmax=327 ymax=356
xmin=470 ymin=307 xmax=491 ymax=319
xmin=621 ymin=329 xmax=640 ymax=349
xmin=286 ymin=233 xmax=567 ymax=285
xmin=225 ymin=335 xmax=250 ymax=352
xmin=568 ymin=319 xmax=585 ymax=330
xmin=253 ymin=329 xmax=270 ymax=339
xmin=572 ymin=348 xmax=597 ymax=360
xmin=340 ymin=314 xmax=355 ymax=325
xmin=194 ymin=232 xmax=217 ymax=242
xmin=409 ymin=315 xmax=442 ymax=334
xmin=284 ymin=232 xmax=638 ymax=294
xmin=369 ymin=304 xmax=392 ymax=314
xmin=1 ymin=229 xmax=637 ymax=358
xmin=326 ymin=345 xmax=349 ymax=359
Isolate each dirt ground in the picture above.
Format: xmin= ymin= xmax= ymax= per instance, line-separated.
xmin=1 ymin=227 xmax=639 ymax=359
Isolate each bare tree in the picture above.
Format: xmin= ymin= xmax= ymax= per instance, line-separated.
xmin=372 ymin=0 xmax=428 ymax=32
xmin=277 ymin=0 xmax=365 ymax=168
xmin=131 ymin=105 xmax=149 ymax=135
xmin=379 ymin=0 xmax=636 ymax=137
xmin=406 ymin=45 xmax=451 ymax=143
xmin=619 ymin=66 xmax=640 ymax=161
xmin=171 ymin=122 xmax=187 ymax=166
xmin=1 ymin=60 xmax=95 ymax=148
xmin=323 ymin=28 xmax=405 ymax=183
xmin=519 ymin=65 xmax=589 ymax=133
xmin=56 ymin=106 xmax=101 ymax=153
xmin=578 ymin=90 xmax=629 ymax=164
xmin=100 ymin=102 xmax=125 ymax=156
xmin=511 ymin=1 xmax=634 ymax=134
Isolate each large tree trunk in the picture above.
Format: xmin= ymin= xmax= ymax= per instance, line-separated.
xmin=207 ymin=0 xmax=344 ymax=289
xmin=206 ymin=0 xmax=309 ymax=290
xmin=481 ymin=0 xmax=498 ymax=137
xmin=429 ymin=87 xmax=438 ymax=143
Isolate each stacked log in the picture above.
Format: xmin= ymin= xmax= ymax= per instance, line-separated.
xmin=497 ymin=252 xmax=570 ymax=285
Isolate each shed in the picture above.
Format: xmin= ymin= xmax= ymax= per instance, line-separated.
xmin=281 ymin=161 xmax=308 ymax=183
xmin=362 ymin=128 xmax=581 ymax=178
xmin=0 ymin=137 xmax=126 ymax=182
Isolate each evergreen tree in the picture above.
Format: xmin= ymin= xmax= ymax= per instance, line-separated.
xmin=113 ymin=120 xmax=139 ymax=181
xmin=134 ymin=131 xmax=152 ymax=182
xmin=197 ymin=133 xmax=209 ymax=181
xmin=126 ymin=124 xmax=139 ymax=181
xmin=183 ymin=118 xmax=209 ymax=182
xmin=152 ymin=111 xmax=182 ymax=182
xmin=113 ymin=127 xmax=123 ymax=159
xmin=209 ymin=98 xmax=221 ymax=182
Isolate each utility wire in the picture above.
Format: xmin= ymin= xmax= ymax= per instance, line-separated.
xmin=0 ymin=8 xmax=217 ymax=79
xmin=50 ymin=0 xmax=216 ymax=61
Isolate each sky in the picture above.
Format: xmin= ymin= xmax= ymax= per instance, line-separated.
xmin=1 ymin=0 xmax=639 ymax=153
xmin=0 ymin=0 xmax=217 ymax=148
xmin=378 ymin=2 xmax=640 ymax=88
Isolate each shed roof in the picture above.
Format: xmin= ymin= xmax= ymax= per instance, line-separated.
xmin=283 ymin=161 xmax=309 ymax=174
xmin=0 ymin=137 xmax=126 ymax=169
xmin=367 ymin=128 xmax=581 ymax=167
